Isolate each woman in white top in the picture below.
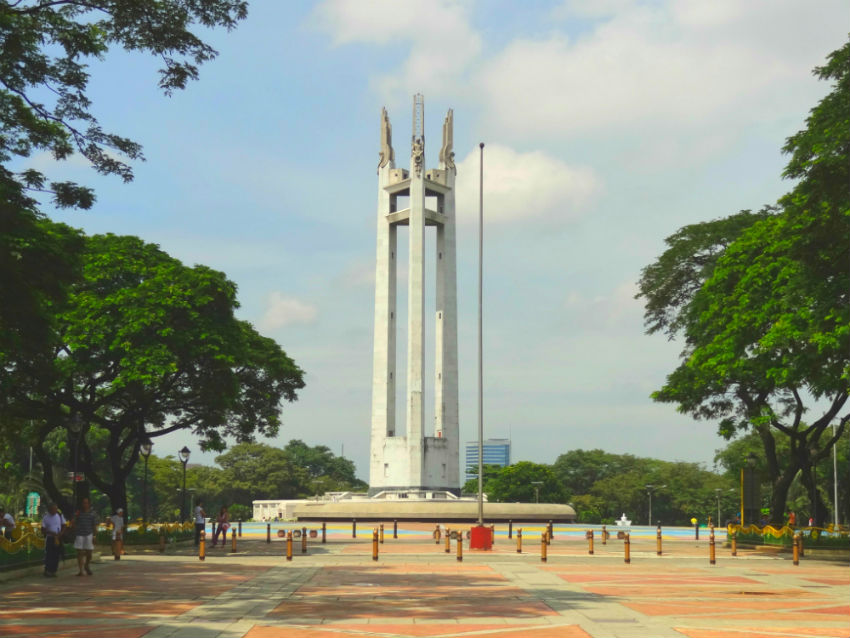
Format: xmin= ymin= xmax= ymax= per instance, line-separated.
xmin=41 ymin=503 xmax=65 ymax=577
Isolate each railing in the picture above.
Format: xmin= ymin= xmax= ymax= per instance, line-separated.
xmin=0 ymin=523 xmax=47 ymax=570
xmin=1 ymin=521 xmax=196 ymax=570
xmin=727 ymin=523 xmax=849 ymax=548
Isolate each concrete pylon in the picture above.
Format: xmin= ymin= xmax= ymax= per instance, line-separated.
xmin=369 ymin=95 xmax=459 ymax=496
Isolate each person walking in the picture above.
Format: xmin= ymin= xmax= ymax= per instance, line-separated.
xmin=0 ymin=506 xmax=15 ymax=540
xmin=212 ymin=506 xmax=229 ymax=547
xmin=41 ymin=503 xmax=65 ymax=577
xmin=73 ymin=498 xmax=97 ymax=576
xmin=193 ymin=500 xmax=206 ymax=546
xmin=109 ymin=508 xmax=125 ymax=560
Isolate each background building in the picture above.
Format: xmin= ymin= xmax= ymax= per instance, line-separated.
xmin=464 ymin=438 xmax=511 ymax=482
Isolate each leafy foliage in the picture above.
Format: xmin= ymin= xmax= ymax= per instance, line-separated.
xmin=0 ymin=0 xmax=247 ymax=209
xmin=636 ymin=38 xmax=850 ymax=524
xmin=4 ymin=232 xmax=304 ymax=516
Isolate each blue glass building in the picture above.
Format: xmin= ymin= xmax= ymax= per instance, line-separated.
xmin=464 ymin=438 xmax=511 ymax=482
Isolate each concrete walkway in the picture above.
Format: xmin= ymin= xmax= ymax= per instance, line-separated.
xmin=1 ymin=524 xmax=847 ymax=638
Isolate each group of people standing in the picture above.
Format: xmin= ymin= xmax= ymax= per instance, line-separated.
xmin=191 ymin=500 xmax=232 ymax=547
xmin=39 ymin=498 xmax=125 ymax=577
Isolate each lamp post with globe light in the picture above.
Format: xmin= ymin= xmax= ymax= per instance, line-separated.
xmin=140 ymin=439 xmax=153 ymax=527
xmin=178 ymin=446 xmax=190 ymax=523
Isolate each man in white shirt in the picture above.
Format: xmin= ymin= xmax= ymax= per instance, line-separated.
xmin=109 ymin=508 xmax=125 ymax=560
xmin=0 ymin=506 xmax=15 ymax=540
xmin=41 ymin=503 xmax=65 ymax=577
xmin=193 ymin=500 xmax=206 ymax=546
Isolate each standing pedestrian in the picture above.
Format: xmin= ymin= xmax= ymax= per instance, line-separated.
xmin=212 ymin=506 xmax=229 ymax=546
xmin=41 ymin=503 xmax=65 ymax=577
xmin=193 ymin=500 xmax=206 ymax=546
xmin=0 ymin=506 xmax=15 ymax=540
xmin=109 ymin=508 xmax=125 ymax=560
xmin=73 ymin=498 xmax=97 ymax=576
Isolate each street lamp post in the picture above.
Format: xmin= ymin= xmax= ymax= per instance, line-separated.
xmin=645 ymin=485 xmax=666 ymax=526
xmin=741 ymin=452 xmax=758 ymax=526
xmin=140 ymin=439 xmax=153 ymax=527
xmin=715 ymin=488 xmax=722 ymax=526
xmin=531 ymin=481 xmax=543 ymax=504
xmin=69 ymin=414 xmax=84 ymax=513
xmin=178 ymin=446 xmax=190 ymax=523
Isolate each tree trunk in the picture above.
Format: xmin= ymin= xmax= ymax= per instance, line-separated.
xmin=799 ymin=466 xmax=829 ymax=527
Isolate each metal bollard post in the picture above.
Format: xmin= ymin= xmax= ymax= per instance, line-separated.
xmin=624 ymin=532 xmax=631 ymax=564
xmin=694 ymin=521 xmax=699 ymax=540
xmin=587 ymin=530 xmax=594 ymax=555
xmin=731 ymin=532 xmax=737 ymax=556
xmin=286 ymin=530 xmax=293 ymax=561
xmin=302 ymin=527 xmax=307 ymax=554
xmin=602 ymin=524 xmax=607 ymax=545
xmin=445 ymin=529 xmax=451 ymax=553
xmin=380 ymin=523 xmax=384 ymax=544
xmin=372 ymin=528 xmax=379 ymax=561
xmin=231 ymin=527 xmax=237 ymax=553
xmin=238 ymin=520 xmax=242 ymax=537
xmin=322 ymin=521 xmax=327 ymax=544
xmin=159 ymin=527 xmax=165 ymax=553
xmin=199 ymin=530 xmax=206 ymax=561
xmin=393 ymin=519 xmax=398 ymax=539
xmin=517 ymin=529 xmax=522 ymax=554
xmin=547 ymin=521 xmax=553 ymax=544
xmin=435 ymin=524 xmax=441 ymax=544
xmin=266 ymin=523 xmax=271 ymax=544
xmin=456 ymin=534 xmax=463 ymax=562
xmin=709 ymin=526 xmax=716 ymax=565
xmin=352 ymin=519 xmax=357 ymax=538
xmin=792 ymin=533 xmax=800 ymax=565
xmin=656 ymin=525 xmax=663 ymax=556
xmin=541 ymin=532 xmax=548 ymax=562
xmin=508 ymin=520 xmax=513 ymax=539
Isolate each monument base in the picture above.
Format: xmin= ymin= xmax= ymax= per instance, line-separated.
xmin=469 ymin=525 xmax=492 ymax=550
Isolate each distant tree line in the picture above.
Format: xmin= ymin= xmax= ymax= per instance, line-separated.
xmin=1 ymin=440 xmax=367 ymax=522
xmin=463 ymin=438 xmax=848 ymax=526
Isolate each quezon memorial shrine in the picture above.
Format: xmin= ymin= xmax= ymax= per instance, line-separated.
xmin=254 ymin=97 xmax=575 ymax=524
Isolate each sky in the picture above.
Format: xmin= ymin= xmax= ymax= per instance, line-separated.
xmin=38 ymin=0 xmax=848 ymax=479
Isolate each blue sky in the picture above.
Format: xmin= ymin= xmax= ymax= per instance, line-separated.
xmin=38 ymin=0 xmax=848 ymax=478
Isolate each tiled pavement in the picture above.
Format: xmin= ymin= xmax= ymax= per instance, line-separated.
xmin=0 ymin=525 xmax=847 ymax=638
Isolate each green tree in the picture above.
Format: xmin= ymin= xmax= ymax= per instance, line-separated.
xmin=461 ymin=464 xmax=504 ymax=494
xmin=282 ymin=440 xmax=367 ymax=492
xmin=552 ymin=449 xmax=649 ymax=496
xmin=637 ymin=40 xmax=849 ymax=525
xmin=215 ymin=443 xmax=309 ymax=503
xmin=0 ymin=0 xmax=247 ymax=209
xmin=6 ymin=233 xmax=304 ymax=517
xmin=485 ymin=462 xmax=569 ymax=504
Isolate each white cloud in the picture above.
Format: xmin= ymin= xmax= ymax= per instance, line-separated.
xmin=454 ymin=144 xmax=601 ymax=225
xmin=311 ymin=0 xmax=481 ymax=100
xmin=476 ymin=0 xmax=846 ymax=143
xmin=260 ymin=292 xmax=318 ymax=330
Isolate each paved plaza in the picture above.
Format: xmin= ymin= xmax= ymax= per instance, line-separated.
xmin=1 ymin=524 xmax=847 ymax=638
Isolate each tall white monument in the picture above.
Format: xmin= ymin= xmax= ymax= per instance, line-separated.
xmin=369 ymin=95 xmax=460 ymax=496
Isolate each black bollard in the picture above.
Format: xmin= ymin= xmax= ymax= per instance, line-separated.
xmin=352 ymin=519 xmax=357 ymax=538
xmin=238 ymin=520 xmax=242 ymax=537
xmin=322 ymin=521 xmax=327 ymax=544
xmin=393 ymin=519 xmax=398 ymax=539
xmin=508 ymin=520 xmax=513 ymax=539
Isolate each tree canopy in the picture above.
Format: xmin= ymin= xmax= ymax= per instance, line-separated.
xmin=0 ymin=0 xmax=248 ymax=209
xmin=636 ymin=38 xmax=849 ymax=524
xmin=4 ymin=232 xmax=304 ymax=515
